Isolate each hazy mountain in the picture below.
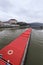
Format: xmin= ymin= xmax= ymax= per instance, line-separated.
xmin=28 ymin=22 xmax=43 ymax=27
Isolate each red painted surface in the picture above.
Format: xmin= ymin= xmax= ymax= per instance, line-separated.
xmin=0 ymin=28 xmax=32 ymax=65
xmin=0 ymin=59 xmax=5 ymax=65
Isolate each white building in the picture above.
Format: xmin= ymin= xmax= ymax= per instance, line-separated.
xmin=8 ymin=19 xmax=17 ymax=24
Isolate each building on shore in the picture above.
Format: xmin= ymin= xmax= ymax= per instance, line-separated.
xmin=8 ymin=19 xmax=17 ymax=24
xmin=0 ymin=19 xmax=19 ymax=28
xmin=0 ymin=21 xmax=4 ymax=26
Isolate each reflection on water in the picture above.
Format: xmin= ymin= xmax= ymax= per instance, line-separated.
xmin=0 ymin=28 xmax=4 ymax=31
xmin=0 ymin=28 xmax=26 ymax=49
xmin=0 ymin=28 xmax=43 ymax=65
xmin=25 ymin=29 xmax=43 ymax=65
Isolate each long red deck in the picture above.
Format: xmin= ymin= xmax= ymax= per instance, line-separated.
xmin=0 ymin=28 xmax=32 ymax=65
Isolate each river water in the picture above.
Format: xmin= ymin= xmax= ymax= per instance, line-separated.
xmin=0 ymin=28 xmax=26 ymax=49
xmin=25 ymin=29 xmax=43 ymax=65
xmin=0 ymin=28 xmax=43 ymax=65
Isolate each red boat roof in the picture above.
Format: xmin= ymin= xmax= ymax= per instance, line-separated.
xmin=0 ymin=28 xmax=32 ymax=65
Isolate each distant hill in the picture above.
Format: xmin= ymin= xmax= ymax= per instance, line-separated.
xmin=28 ymin=22 xmax=43 ymax=27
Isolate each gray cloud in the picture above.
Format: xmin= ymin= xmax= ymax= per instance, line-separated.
xmin=0 ymin=0 xmax=43 ymax=23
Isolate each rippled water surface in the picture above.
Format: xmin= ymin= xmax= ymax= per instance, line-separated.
xmin=0 ymin=28 xmax=26 ymax=49
xmin=0 ymin=28 xmax=43 ymax=65
xmin=25 ymin=29 xmax=43 ymax=65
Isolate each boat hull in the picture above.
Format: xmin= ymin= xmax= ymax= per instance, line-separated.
xmin=0 ymin=28 xmax=32 ymax=65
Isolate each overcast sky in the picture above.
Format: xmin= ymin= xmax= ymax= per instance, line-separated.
xmin=0 ymin=0 xmax=43 ymax=23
